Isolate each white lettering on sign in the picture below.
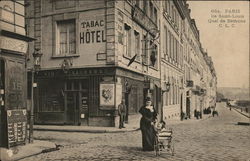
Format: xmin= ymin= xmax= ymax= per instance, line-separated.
xmin=0 ymin=36 xmax=28 ymax=53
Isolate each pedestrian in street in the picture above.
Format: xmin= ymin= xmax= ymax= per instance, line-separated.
xmin=139 ymin=97 xmax=157 ymax=151
xmin=118 ymin=99 xmax=126 ymax=129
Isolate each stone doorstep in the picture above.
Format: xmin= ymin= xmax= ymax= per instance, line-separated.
xmin=0 ymin=140 xmax=56 ymax=161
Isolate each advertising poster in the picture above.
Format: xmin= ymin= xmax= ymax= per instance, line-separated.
xmin=100 ymin=83 xmax=115 ymax=106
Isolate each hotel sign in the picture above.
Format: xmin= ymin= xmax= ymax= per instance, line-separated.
xmin=79 ymin=16 xmax=106 ymax=44
xmin=79 ymin=14 xmax=106 ymax=58
xmin=0 ymin=36 xmax=28 ymax=53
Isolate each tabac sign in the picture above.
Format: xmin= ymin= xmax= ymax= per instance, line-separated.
xmin=79 ymin=15 xmax=106 ymax=44
xmin=79 ymin=14 xmax=106 ymax=58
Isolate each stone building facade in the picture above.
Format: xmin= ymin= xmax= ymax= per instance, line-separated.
xmin=160 ymin=0 xmax=185 ymax=120
xmin=0 ymin=0 xmax=33 ymax=159
xmin=25 ymin=0 xmax=161 ymax=127
xmin=160 ymin=0 xmax=217 ymax=121
xmin=25 ymin=0 xmax=217 ymax=126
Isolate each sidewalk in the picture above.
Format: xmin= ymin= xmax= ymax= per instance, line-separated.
xmin=34 ymin=114 xmax=141 ymax=133
xmin=33 ymin=113 xmax=212 ymax=133
xmin=0 ymin=140 xmax=56 ymax=161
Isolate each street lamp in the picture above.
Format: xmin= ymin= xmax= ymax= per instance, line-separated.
xmin=162 ymin=82 xmax=171 ymax=94
xmin=33 ymin=48 xmax=43 ymax=71
xmin=29 ymin=48 xmax=42 ymax=143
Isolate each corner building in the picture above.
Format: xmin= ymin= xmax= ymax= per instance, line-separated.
xmin=25 ymin=0 xmax=161 ymax=127
xmin=0 ymin=0 xmax=33 ymax=156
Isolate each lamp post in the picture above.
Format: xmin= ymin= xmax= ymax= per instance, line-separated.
xmin=29 ymin=48 xmax=42 ymax=143
xmin=162 ymin=82 xmax=171 ymax=94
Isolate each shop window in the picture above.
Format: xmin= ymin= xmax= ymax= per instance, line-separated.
xmin=38 ymin=81 xmax=64 ymax=112
xmin=66 ymin=80 xmax=72 ymax=90
xmin=81 ymin=80 xmax=89 ymax=90
xmin=73 ymin=80 xmax=79 ymax=90
xmin=56 ymin=19 xmax=76 ymax=56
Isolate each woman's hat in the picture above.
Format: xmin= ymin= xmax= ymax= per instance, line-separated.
xmin=146 ymin=97 xmax=151 ymax=102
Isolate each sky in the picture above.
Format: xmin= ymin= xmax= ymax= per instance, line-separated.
xmin=187 ymin=1 xmax=249 ymax=88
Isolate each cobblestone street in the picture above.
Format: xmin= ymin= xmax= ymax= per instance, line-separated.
xmin=21 ymin=103 xmax=250 ymax=161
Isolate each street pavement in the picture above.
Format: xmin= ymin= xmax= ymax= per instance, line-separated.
xmin=20 ymin=103 xmax=250 ymax=161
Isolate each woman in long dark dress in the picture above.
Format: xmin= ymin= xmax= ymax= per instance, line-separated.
xmin=139 ymin=97 xmax=157 ymax=151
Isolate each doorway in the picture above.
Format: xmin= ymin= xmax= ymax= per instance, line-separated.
xmin=64 ymin=79 xmax=89 ymax=125
xmin=186 ymin=97 xmax=190 ymax=119
xmin=180 ymin=94 xmax=183 ymax=120
xmin=65 ymin=91 xmax=79 ymax=125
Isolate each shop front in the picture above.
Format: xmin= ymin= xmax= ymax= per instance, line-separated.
xmin=34 ymin=67 xmax=160 ymax=127
xmin=0 ymin=51 xmax=27 ymax=148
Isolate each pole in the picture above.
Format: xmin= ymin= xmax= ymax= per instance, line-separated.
xmin=29 ymin=70 xmax=34 ymax=143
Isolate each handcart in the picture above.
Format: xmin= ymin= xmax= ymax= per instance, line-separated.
xmin=154 ymin=127 xmax=174 ymax=156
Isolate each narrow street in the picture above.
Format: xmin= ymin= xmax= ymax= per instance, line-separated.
xmin=21 ymin=103 xmax=250 ymax=161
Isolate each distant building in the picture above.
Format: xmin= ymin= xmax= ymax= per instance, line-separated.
xmin=160 ymin=0 xmax=185 ymax=120
xmin=160 ymin=0 xmax=217 ymax=121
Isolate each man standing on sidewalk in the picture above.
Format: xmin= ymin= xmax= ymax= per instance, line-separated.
xmin=118 ymin=99 xmax=126 ymax=129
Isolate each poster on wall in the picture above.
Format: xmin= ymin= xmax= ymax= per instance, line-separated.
xmin=100 ymin=83 xmax=115 ymax=107
xmin=7 ymin=109 xmax=27 ymax=148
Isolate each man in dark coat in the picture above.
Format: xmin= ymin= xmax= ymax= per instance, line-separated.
xmin=118 ymin=99 xmax=126 ymax=129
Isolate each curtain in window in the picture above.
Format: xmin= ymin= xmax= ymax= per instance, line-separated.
xmin=69 ymin=23 xmax=76 ymax=54
xmin=57 ymin=20 xmax=75 ymax=56
xmin=59 ymin=23 xmax=67 ymax=55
